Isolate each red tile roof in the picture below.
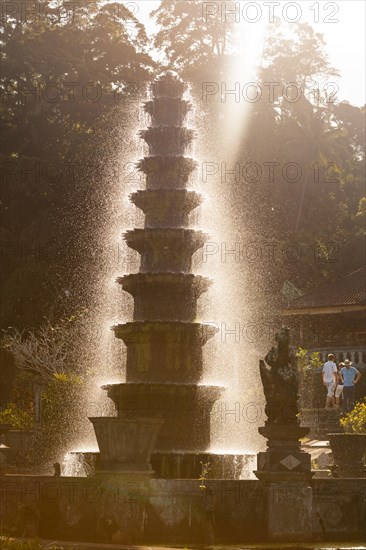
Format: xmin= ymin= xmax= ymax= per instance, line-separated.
xmin=283 ymin=266 xmax=366 ymax=310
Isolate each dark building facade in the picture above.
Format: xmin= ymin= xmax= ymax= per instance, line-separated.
xmin=282 ymin=266 xmax=366 ymax=367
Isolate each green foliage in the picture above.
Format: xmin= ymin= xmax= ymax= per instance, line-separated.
xmin=38 ymin=372 xmax=84 ymax=461
xmin=2 ymin=317 xmax=85 ymax=462
xmin=152 ymin=0 xmax=234 ymax=77
xmin=198 ymin=460 xmax=211 ymax=490
xmin=357 ymin=197 xmax=366 ymax=217
xmin=340 ymin=399 xmax=366 ymax=434
xmin=5 ymin=370 xmax=35 ymax=416
xmin=0 ymin=403 xmax=33 ymax=430
xmin=296 ymin=348 xmax=323 ymax=371
xmin=2 ymin=313 xmax=90 ymax=383
xmin=0 ymin=1 xmax=155 ymax=329
xmin=296 ymin=348 xmax=323 ymax=409
xmin=52 ymin=372 xmax=83 ymax=384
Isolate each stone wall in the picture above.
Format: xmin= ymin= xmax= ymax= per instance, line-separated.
xmin=0 ymin=476 xmax=364 ymax=544
xmin=312 ymin=479 xmax=366 ymax=541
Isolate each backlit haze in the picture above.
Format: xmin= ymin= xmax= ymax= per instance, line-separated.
xmin=135 ymin=0 xmax=365 ymax=107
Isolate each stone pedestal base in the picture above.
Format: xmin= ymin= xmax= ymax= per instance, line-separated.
xmin=255 ymin=424 xmax=312 ymax=482
xmin=267 ymin=482 xmax=313 ymax=542
xmin=255 ymin=423 xmax=314 ymax=542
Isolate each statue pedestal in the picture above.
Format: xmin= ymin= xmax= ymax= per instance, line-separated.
xmin=255 ymin=423 xmax=313 ymax=542
xmin=255 ymin=424 xmax=312 ymax=482
xmin=266 ymin=482 xmax=313 ymax=542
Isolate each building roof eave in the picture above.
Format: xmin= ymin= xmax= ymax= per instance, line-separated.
xmin=282 ymin=304 xmax=366 ymax=316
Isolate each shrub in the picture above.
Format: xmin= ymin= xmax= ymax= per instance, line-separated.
xmin=296 ymin=348 xmax=323 ymax=409
xmin=2 ymin=316 xmax=86 ymax=463
xmin=340 ymin=398 xmax=366 ymax=433
xmin=38 ymin=372 xmax=84 ymax=462
xmin=296 ymin=348 xmax=323 ymax=371
xmin=0 ymin=403 xmax=34 ymax=430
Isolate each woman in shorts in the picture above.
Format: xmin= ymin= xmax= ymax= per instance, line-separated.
xmin=322 ymin=354 xmax=337 ymax=409
xmin=334 ymin=362 xmax=344 ymax=409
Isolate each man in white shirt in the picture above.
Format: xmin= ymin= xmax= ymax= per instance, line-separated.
xmin=322 ymin=353 xmax=337 ymax=409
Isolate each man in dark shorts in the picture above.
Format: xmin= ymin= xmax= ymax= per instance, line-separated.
xmin=340 ymin=359 xmax=361 ymax=413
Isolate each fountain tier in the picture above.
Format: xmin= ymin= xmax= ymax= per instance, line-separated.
xmin=144 ymin=98 xmax=191 ymax=126
xmin=130 ymin=189 xmax=202 ymax=228
xmin=137 ymin=156 xmax=197 ymax=188
xmin=140 ymin=127 xmax=195 ymax=156
xmin=113 ymin=321 xmax=217 ymax=384
xmin=118 ymin=273 xmax=212 ymax=321
xmin=124 ymin=228 xmax=208 ymax=272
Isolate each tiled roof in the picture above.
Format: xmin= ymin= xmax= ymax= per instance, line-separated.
xmin=283 ymin=266 xmax=366 ymax=310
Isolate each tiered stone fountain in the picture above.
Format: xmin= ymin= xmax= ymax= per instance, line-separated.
xmin=90 ymin=73 xmax=243 ymax=479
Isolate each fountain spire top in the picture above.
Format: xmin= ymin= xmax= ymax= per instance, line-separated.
xmin=151 ymin=71 xmax=187 ymax=98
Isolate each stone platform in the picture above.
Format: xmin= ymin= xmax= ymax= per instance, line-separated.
xmin=1 ymin=538 xmax=366 ymax=550
xmin=1 ymin=476 xmax=364 ymax=545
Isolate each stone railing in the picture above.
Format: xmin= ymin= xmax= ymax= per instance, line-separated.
xmin=300 ymin=346 xmax=366 ymax=417
xmin=309 ymin=346 xmax=366 ymax=367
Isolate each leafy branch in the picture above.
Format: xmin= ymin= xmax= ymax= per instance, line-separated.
xmin=1 ymin=315 xmax=85 ymax=383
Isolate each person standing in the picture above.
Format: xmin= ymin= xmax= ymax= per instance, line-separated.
xmin=340 ymin=359 xmax=361 ymax=413
xmin=322 ymin=354 xmax=337 ymax=409
xmin=334 ymin=362 xmax=344 ymax=409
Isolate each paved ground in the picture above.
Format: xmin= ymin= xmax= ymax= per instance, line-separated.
xmin=303 ymin=439 xmax=333 ymax=474
xmin=1 ymin=538 xmax=366 ymax=550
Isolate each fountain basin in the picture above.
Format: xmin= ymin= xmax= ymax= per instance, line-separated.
xmin=102 ymin=382 xmax=224 ymax=451
xmin=64 ymin=451 xmax=99 ymax=477
xmin=89 ymin=417 xmax=164 ymax=473
xmin=151 ymin=450 xmax=255 ymax=480
xmin=61 ymin=450 xmax=255 ymax=480
xmin=1 ymin=476 xmax=365 ymax=544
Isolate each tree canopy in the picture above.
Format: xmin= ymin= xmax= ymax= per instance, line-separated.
xmin=1 ymin=0 xmax=365 ymax=415
xmin=1 ymin=0 xmax=155 ymax=328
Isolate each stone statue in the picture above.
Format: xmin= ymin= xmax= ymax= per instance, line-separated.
xmin=259 ymin=327 xmax=299 ymax=424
